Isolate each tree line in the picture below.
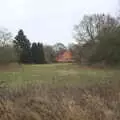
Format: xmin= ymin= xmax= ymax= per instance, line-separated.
xmin=1 ymin=13 xmax=120 ymax=67
xmin=70 ymin=13 xmax=120 ymax=67
xmin=13 ymin=29 xmax=46 ymax=64
xmin=0 ymin=28 xmax=67 ymax=64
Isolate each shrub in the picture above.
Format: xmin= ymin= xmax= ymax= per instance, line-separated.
xmin=0 ymin=46 xmax=18 ymax=64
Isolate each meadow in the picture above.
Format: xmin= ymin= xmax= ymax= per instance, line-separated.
xmin=0 ymin=63 xmax=120 ymax=120
xmin=0 ymin=63 xmax=119 ymax=87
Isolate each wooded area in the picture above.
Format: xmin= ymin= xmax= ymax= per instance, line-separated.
xmin=0 ymin=13 xmax=120 ymax=67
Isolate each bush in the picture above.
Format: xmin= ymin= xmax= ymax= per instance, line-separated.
xmin=0 ymin=28 xmax=18 ymax=64
xmin=0 ymin=46 xmax=18 ymax=64
xmin=89 ymin=27 xmax=120 ymax=66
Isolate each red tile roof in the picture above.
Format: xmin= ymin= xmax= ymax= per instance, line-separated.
xmin=56 ymin=51 xmax=73 ymax=62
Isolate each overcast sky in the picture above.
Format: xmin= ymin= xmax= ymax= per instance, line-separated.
xmin=0 ymin=0 xmax=118 ymax=45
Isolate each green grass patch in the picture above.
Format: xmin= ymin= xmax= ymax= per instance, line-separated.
xmin=0 ymin=63 xmax=120 ymax=88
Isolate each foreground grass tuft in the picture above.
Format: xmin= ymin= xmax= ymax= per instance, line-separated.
xmin=0 ymin=83 xmax=120 ymax=120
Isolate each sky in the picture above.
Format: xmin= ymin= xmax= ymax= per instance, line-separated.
xmin=0 ymin=0 xmax=119 ymax=45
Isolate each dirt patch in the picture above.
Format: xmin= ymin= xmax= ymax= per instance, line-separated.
xmin=0 ymin=63 xmax=22 ymax=72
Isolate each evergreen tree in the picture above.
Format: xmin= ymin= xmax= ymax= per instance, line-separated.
xmin=38 ymin=43 xmax=46 ymax=64
xmin=14 ymin=29 xmax=31 ymax=63
xmin=31 ymin=42 xmax=46 ymax=64
xmin=31 ymin=42 xmax=38 ymax=63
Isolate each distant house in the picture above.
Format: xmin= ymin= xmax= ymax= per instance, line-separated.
xmin=56 ymin=50 xmax=74 ymax=62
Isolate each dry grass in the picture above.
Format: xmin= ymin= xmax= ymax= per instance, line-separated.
xmin=0 ymin=82 xmax=120 ymax=120
xmin=0 ymin=63 xmax=21 ymax=72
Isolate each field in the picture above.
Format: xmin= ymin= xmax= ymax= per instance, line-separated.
xmin=0 ymin=63 xmax=120 ymax=120
xmin=0 ymin=63 xmax=120 ymax=87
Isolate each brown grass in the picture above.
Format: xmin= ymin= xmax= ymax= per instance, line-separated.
xmin=0 ymin=82 xmax=120 ymax=120
xmin=0 ymin=63 xmax=21 ymax=72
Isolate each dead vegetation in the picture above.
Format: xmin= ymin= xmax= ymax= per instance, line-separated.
xmin=0 ymin=63 xmax=21 ymax=72
xmin=0 ymin=81 xmax=119 ymax=120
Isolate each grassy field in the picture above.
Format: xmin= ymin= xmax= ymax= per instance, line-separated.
xmin=0 ymin=63 xmax=120 ymax=88
xmin=0 ymin=63 xmax=120 ymax=120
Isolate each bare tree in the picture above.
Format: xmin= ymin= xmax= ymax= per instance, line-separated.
xmin=0 ymin=28 xmax=12 ymax=47
xmin=73 ymin=14 xmax=119 ymax=64
xmin=44 ymin=45 xmax=56 ymax=63
xmin=68 ymin=43 xmax=82 ymax=63
xmin=73 ymin=14 xmax=118 ymax=44
xmin=53 ymin=43 xmax=66 ymax=53
xmin=0 ymin=28 xmax=17 ymax=64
